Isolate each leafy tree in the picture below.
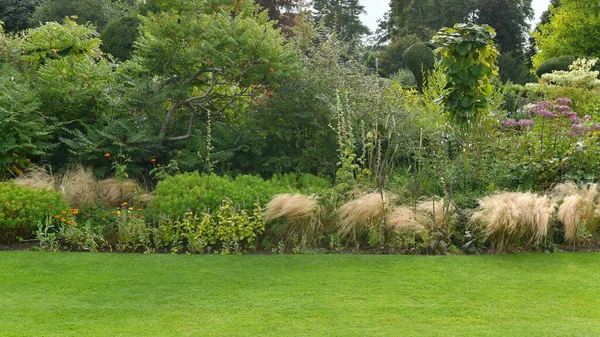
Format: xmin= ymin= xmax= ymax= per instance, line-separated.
xmin=30 ymin=0 xmax=130 ymax=31
xmin=0 ymin=0 xmax=42 ymax=32
xmin=255 ymin=0 xmax=303 ymax=31
xmin=532 ymin=0 xmax=600 ymax=68
xmin=474 ymin=0 xmax=533 ymax=57
xmin=101 ymin=16 xmax=141 ymax=61
xmin=130 ymin=0 xmax=297 ymax=142
xmin=0 ymin=63 xmax=56 ymax=177
xmin=311 ymin=0 xmax=370 ymax=41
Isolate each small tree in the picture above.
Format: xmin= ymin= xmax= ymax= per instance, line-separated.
xmin=433 ymin=23 xmax=499 ymax=126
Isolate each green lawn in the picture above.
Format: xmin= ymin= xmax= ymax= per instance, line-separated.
xmin=1 ymin=252 xmax=600 ymax=336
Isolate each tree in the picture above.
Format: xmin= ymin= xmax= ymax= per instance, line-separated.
xmin=0 ymin=0 xmax=42 ymax=33
xmin=30 ymin=0 xmax=130 ymax=31
xmin=101 ymin=16 xmax=141 ymax=61
xmin=474 ymin=0 xmax=533 ymax=57
xmin=532 ymin=0 xmax=600 ymax=68
xmin=131 ymin=0 xmax=297 ymax=142
xmin=255 ymin=0 xmax=303 ymax=30
xmin=311 ymin=0 xmax=370 ymax=41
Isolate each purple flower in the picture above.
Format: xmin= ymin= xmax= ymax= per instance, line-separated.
xmin=536 ymin=109 xmax=558 ymax=118
xmin=583 ymin=115 xmax=593 ymax=121
xmin=554 ymin=105 xmax=572 ymax=113
xmin=554 ymin=97 xmax=573 ymax=105
xmin=517 ymin=119 xmax=534 ymax=127
xmin=502 ymin=119 xmax=517 ymax=128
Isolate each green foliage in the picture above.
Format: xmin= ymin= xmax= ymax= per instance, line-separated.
xmin=403 ymin=42 xmax=435 ymax=92
xmin=100 ymin=16 xmax=141 ymax=61
xmin=0 ymin=0 xmax=41 ymax=32
xmin=0 ymin=183 xmax=68 ymax=242
xmin=376 ymin=34 xmax=421 ymax=78
xmin=132 ymin=0 xmax=296 ymax=141
xmin=17 ymin=18 xmax=102 ymax=65
xmin=147 ymin=172 xmax=326 ymax=220
xmin=532 ymin=0 xmax=600 ymax=68
xmin=159 ymin=199 xmax=264 ymax=254
xmin=434 ymin=23 xmax=499 ymax=126
xmin=497 ymin=51 xmax=535 ymax=84
xmin=311 ymin=0 xmax=370 ymax=41
xmin=0 ymin=63 xmax=56 ymax=177
xmin=30 ymin=0 xmax=128 ymax=31
xmin=536 ymin=56 xmax=577 ymax=78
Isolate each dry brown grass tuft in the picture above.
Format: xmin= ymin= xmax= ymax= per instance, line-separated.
xmin=472 ymin=192 xmax=553 ymax=250
xmin=553 ymin=183 xmax=600 ymax=243
xmin=337 ymin=192 xmax=393 ymax=239
xmin=386 ymin=207 xmax=426 ymax=233
xmin=58 ymin=166 xmax=99 ymax=208
xmin=416 ymin=198 xmax=455 ymax=227
xmin=14 ymin=166 xmax=55 ymax=190
xmin=97 ymin=178 xmax=139 ymax=207
xmin=264 ymin=193 xmax=323 ymax=247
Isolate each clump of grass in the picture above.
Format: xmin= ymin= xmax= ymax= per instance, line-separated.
xmin=386 ymin=207 xmax=426 ymax=232
xmin=264 ymin=193 xmax=323 ymax=248
xmin=97 ymin=178 xmax=139 ymax=207
xmin=553 ymin=183 xmax=600 ymax=243
xmin=14 ymin=166 xmax=55 ymax=190
xmin=337 ymin=192 xmax=394 ymax=239
xmin=58 ymin=166 xmax=99 ymax=208
xmin=472 ymin=192 xmax=553 ymax=251
xmin=416 ymin=198 xmax=455 ymax=227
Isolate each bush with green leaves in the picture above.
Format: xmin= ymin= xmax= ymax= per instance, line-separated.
xmin=403 ymin=42 xmax=435 ymax=92
xmin=147 ymin=172 xmax=328 ymax=220
xmin=536 ymin=56 xmax=577 ymax=78
xmin=30 ymin=0 xmax=129 ymax=31
xmin=158 ymin=199 xmax=265 ymax=254
xmin=100 ymin=16 xmax=140 ymax=61
xmin=0 ymin=182 xmax=68 ymax=242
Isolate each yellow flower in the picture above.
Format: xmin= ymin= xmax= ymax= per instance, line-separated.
xmin=128 ymin=207 xmax=133 ymax=211
xmin=116 ymin=210 xmax=121 ymax=215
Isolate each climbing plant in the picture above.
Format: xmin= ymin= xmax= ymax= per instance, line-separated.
xmin=433 ymin=23 xmax=498 ymax=126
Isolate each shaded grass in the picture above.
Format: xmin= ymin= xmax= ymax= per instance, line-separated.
xmin=1 ymin=252 xmax=600 ymax=336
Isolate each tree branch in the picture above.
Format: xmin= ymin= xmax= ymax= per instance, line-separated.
xmin=164 ymin=103 xmax=199 ymax=142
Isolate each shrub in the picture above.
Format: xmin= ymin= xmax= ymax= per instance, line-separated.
xmin=101 ymin=16 xmax=140 ymax=61
xmin=158 ymin=199 xmax=265 ymax=254
xmin=0 ymin=182 xmax=68 ymax=242
xmin=148 ymin=172 xmax=300 ymax=220
xmin=403 ymin=42 xmax=435 ymax=92
xmin=536 ymin=56 xmax=577 ymax=78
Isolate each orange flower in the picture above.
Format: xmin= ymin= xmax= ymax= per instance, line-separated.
xmin=138 ymin=208 xmax=144 ymax=212
xmin=104 ymin=153 xmax=111 ymax=157
xmin=121 ymin=202 xmax=128 ymax=206
xmin=139 ymin=216 xmax=145 ymax=219
xmin=60 ymin=217 xmax=66 ymax=222
xmin=150 ymin=158 xmax=157 ymax=163
xmin=72 ymin=209 xmax=79 ymax=215
xmin=54 ymin=215 xmax=60 ymax=219
xmin=101 ymin=217 xmax=106 ymax=221
xmin=48 ymin=206 xmax=55 ymax=209
xmin=67 ymin=221 xmax=73 ymax=225
xmin=61 ymin=211 xmax=67 ymax=215
xmin=128 ymin=207 xmax=133 ymax=211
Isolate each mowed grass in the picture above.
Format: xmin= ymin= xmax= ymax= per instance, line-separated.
xmin=2 ymin=252 xmax=600 ymax=336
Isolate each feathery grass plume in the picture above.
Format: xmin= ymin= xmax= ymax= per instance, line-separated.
xmin=472 ymin=192 xmax=553 ymax=251
xmin=416 ymin=198 xmax=455 ymax=227
xmin=14 ymin=166 xmax=55 ymax=190
xmin=386 ymin=207 xmax=426 ymax=232
xmin=98 ymin=178 xmax=139 ymax=207
xmin=337 ymin=192 xmax=393 ymax=239
xmin=264 ymin=193 xmax=323 ymax=248
xmin=58 ymin=165 xmax=99 ymax=208
xmin=553 ymin=183 xmax=600 ymax=243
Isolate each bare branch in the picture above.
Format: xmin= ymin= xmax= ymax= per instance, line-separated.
xmin=164 ymin=103 xmax=199 ymax=142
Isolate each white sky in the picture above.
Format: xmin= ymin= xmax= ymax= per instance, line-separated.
xmin=359 ymin=0 xmax=552 ymax=34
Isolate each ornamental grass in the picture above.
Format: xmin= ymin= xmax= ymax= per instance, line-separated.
xmin=264 ymin=193 xmax=323 ymax=248
xmin=553 ymin=183 xmax=600 ymax=243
